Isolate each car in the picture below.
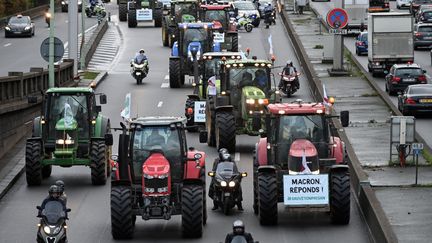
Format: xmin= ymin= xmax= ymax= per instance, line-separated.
xmin=414 ymin=23 xmax=432 ymax=49
xmin=398 ymin=84 xmax=432 ymax=115
xmin=385 ymin=63 xmax=428 ymax=95
xmin=397 ymin=0 xmax=413 ymax=9
xmin=61 ymin=0 xmax=83 ymax=12
xmin=415 ymin=7 xmax=432 ymax=22
xmin=410 ymin=0 xmax=432 ymax=16
xmin=232 ymin=1 xmax=261 ymax=27
xmin=355 ymin=31 xmax=368 ymax=56
xmin=4 ymin=15 xmax=34 ymax=38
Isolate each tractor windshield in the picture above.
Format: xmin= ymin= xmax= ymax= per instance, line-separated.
xmin=205 ymin=10 xmax=227 ymax=27
xmin=131 ymin=126 xmax=181 ymax=180
xmin=175 ymin=3 xmax=197 ymax=20
xmin=204 ymin=58 xmax=223 ymax=78
xmin=276 ymin=115 xmax=326 ymax=164
xmin=228 ymin=67 xmax=270 ymax=91
xmin=183 ymin=28 xmax=208 ymax=56
xmin=47 ymin=94 xmax=89 ymax=139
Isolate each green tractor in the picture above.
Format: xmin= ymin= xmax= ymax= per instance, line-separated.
xmin=26 ymin=87 xmax=113 ymax=186
xmin=118 ymin=0 xmax=163 ymax=27
xmin=199 ymin=59 xmax=280 ymax=152
xmin=161 ymin=0 xmax=199 ymax=47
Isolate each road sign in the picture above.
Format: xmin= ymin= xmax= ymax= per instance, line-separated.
xmin=329 ymin=29 xmax=348 ymax=35
xmin=326 ymin=8 xmax=348 ymax=29
xmin=40 ymin=37 xmax=64 ymax=63
xmin=412 ymin=143 xmax=424 ymax=155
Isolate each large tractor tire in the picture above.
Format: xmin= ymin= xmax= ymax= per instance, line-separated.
xmin=42 ymin=165 xmax=52 ymax=178
xmin=119 ymin=4 xmax=127 ymax=21
xmin=215 ymin=111 xmax=236 ymax=153
xmin=205 ymin=100 xmax=216 ymax=147
xmin=154 ymin=9 xmax=163 ymax=27
xmin=181 ymin=184 xmax=204 ymax=238
xmin=185 ymin=98 xmax=199 ymax=132
xmin=25 ymin=141 xmax=43 ymax=186
xmin=128 ymin=9 xmax=137 ymax=28
xmin=330 ymin=170 xmax=350 ymax=225
xmin=258 ymin=172 xmax=278 ymax=225
xmin=169 ymin=58 xmax=182 ymax=88
xmin=111 ymin=186 xmax=134 ymax=239
xmin=90 ymin=141 xmax=107 ymax=185
xmin=231 ymin=34 xmax=239 ymax=52
xmin=162 ymin=23 xmax=169 ymax=46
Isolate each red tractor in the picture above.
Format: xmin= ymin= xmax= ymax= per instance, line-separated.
xmin=253 ymin=100 xmax=351 ymax=225
xmin=110 ymin=117 xmax=206 ymax=239
xmin=199 ymin=4 xmax=239 ymax=51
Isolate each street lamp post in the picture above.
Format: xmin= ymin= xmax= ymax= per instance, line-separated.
xmin=48 ymin=0 xmax=55 ymax=87
xmin=80 ymin=0 xmax=86 ymax=71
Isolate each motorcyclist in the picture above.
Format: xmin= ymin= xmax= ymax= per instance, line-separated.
xmin=55 ymin=180 xmax=67 ymax=205
xmin=90 ymin=0 xmax=98 ymax=13
xmin=225 ymin=220 xmax=255 ymax=243
xmin=264 ymin=3 xmax=275 ymax=28
xmin=278 ymin=60 xmax=299 ymax=90
xmin=45 ymin=7 xmax=51 ymax=27
xmin=133 ymin=49 xmax=149 ymax=73
xmin=38 ymin=185 xmax=68 ymax=218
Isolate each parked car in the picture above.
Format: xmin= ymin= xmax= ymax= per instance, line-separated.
xmin=414 ymin=23 xmax=432 ymax=49
xmin=415 ymin=7 xmax=432 ymax=22
xmin=61 ymin=0 xmax=83 ymax=12
xmin=398 ymin=84 xmax=432 ymax=115
xmin=410 ymin=0 xmax=432 ymax=16
xmin=4 ymin=15 xmax=34 ymax=38
xmin=232 ymin=1 xmax=261 ymax=27
xmin=397 ymin=0 xmax=413 ymax=9
xmin=355 ymin=31 xmax=368 ymax=55
xmin=385 ymin=63 xmax=428 ymax=95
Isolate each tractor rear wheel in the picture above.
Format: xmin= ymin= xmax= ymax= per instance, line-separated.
xmin=185 ymin=98 xmax=198 ymax=132
xmin=258 ymin=172 xmax=278 ymax=225
xmin=119 ymin=4 xmax=127 ymax=21
xmin=42 ymin=165 xmax=52 ymax=178
xmin=169 ymin=58 xmax=182 ymax=88
xmin=215 ymin=111 xmax=236 ymax=153
xmin=181 ymin=184 xmax=203 ymax=238
xmin=231 ymin=34 xmax=238 ymax=52
xmin=205 ymin=100 xmax=216 ymax=147
xmin=111 ymin=186 xmax=134 ymax=239
xmin=330 ymin=170 xmax=350 ymax=225
xmin=90 ymin=141 xmax=107 ymax=185
xmin=162 ymin=23 xmax=169 ymax=46
xmin=128 ymin=9 xmax=137 ymax=28
xmin=25 ymin=141 xmax=42 ymax=186
xmin=154 ymin=9 xmax=162 ymax=27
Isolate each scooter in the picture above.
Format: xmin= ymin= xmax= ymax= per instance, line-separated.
xmin=130 ymin=59 xmax=149 ymax=84
xmin=278 ymin=72 xmax=300 ymax=97
xmin=45 ymin=11 xmax=51 ymax=27
xmin=220 ymin=235 xmax=260 ymax=243
xmin=36 ymin=201 xmax=71 ymax=243
xmin=208 ymin=161 xmax=247 ymax=215
xmin=234 ymin=16 xmax=254 ymax=32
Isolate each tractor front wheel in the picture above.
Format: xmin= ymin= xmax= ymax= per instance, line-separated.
xmin=127 ymin=9 xmax=137 ymax=28
xmin=90 ymin=141 xmax=107 ymax=185
xmin=42 ymin=165 xmax=52 ymax=178
xmin=169 ymin=58 xmax=182 ymax=88
xmin=185 ymin=98 xmax=198 ymax=132
xmin=330 ymin=170 xmax=350 ymax=225
xmin=25 ymin=140 xmax=43 ymax=186
xmin=258 ymin=172 xmax=278 ymax=225
xmin=215 ymin=111 xmax=236 ymax=153
xmin=162 ymin=23 xmax=169 ymax=46
xmin=118 ymin=4 xmax=127 ymax=21
xmin=181 ymin=184 xmax=204 ymax=238
xmin=111 ymin=186 xmax=134 ymax=239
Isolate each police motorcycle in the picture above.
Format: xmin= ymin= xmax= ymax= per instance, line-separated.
xmin=45 ymin=11 xmax=51 ymax=27
xmin=278 ymin=71 xmax=300 ymax=97
xmin=233 ymin=15 xmax=254 ymax=32
xmin=130 ymin=59 xmax=149 ymax=85
xmin=36 ymin=201 xmax=71 ymax=243
xmin=208 ymin=161 xmax=247 ymax=215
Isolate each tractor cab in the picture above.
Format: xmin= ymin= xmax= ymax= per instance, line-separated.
xmin=171 ymin=0 xmax=199 ymax=23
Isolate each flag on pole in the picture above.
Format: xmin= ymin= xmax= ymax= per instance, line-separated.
xmin=301 ymin=149 xmax=312 ymax=174
xmin=120 ymin=93 xmax=131 ymax=120
xmin=268 ymin=34 xmax=273 ymax=55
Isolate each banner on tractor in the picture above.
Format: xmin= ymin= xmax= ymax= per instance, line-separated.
xmin=194 ymin=101 xmax=206 ymax=123
xmin=213 ymin=33 xmax=225 ymax=43
xmin=136 ymin=9 xmax=153 ymax=21
xmin=283 ymin=174 xmax=329 ymax=205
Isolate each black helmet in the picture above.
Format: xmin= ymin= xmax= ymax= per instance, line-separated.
xmin=218 ymin=148 xmax=229 ymax=160
xmin=221 ymin=153 xmax=232 ymax=161
xmin=233 ymin=220 xmax=245 ymax=235
xmin=55 ymin=180 xmax=65 ymax=193
xmin=48 ymin=185 xmax=61 ymax=199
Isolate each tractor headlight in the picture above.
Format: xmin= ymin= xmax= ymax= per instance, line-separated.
xmin=228 ymin=181 xmax=236 ymax=187
xmin=220 ymin=181 xmax=227 ymax=187
xmin=144 ymin=174 xmax=154 ymax=179
xmin=258 ymin=98 xmax=268 ymax=105
xmin=158 ymin=173 xmax=169 ymax=179
xmin=64 ymin=139 xmax=74 ymax=145
xmin=158 ymin=187 xmax=168 ymax=193
xmin=144 ymin=187 xmax=155 ymax=193
xmin=246 ymin=98 xmax=255 ymax=105
xmin=62 ymin=1 xmax=66 ymax=5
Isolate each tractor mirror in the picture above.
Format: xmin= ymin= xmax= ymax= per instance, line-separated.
xmin=423 ymin=69 xmax=427 ymax=74
xmin=36 ymin=206 xmax=41 ymax=210
xmin=194 ymin=153 xmax=202 ymax=160
xmin=66 ymin=208 xmax=72 ymax=213
xmin=95 ymin=105 xmax=102 ymax=113
xmin=28 ymin=96 xmax=38 ymax=103
xmin=259 ymin=129 xmax=267 ymax=138
xmin=105 ymin=133 xmax=113 ymax=146
xmin=199 ymin=130 xmax=208 ymax=143
xmin=99 ymin=94 xmax=107 ymax=104
xmin=241 ymin=172 xmax=247 ymax=177
xmin=340 ymin=110 xmax=349 ymax=127
xmin=208 ymin=171 xmax=215 ymax=177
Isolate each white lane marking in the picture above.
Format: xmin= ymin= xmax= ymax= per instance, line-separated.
xmin=161 ymin=83 xmax=169 ymax=88
xmin=164 ymin=75 xmax=169 ymax=80
xmin=235 ymin=152 xmax=240 ymax=162
xmin=238 ymin=44 xmax=242 ymax=48
xmin=4 ymin=43 xmax=11 ymax=47
xmin=157 ymin=101 xmax=163 ymax=107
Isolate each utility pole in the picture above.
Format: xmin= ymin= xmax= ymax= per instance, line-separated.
xmin=68 ymin=0 xmax=79 ymax=76
xmin=48 ymin=0 xmax=55 ymax=87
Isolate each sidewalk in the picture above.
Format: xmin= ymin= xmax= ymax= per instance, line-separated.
xmin=283 ymin=9 xmax=432 ymax=243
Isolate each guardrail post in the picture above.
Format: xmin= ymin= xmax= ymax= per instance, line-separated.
xmin=30 ymin=68 xmax=45 ymax=94
xmin=8 ymin=72 xmax=24 ymax=99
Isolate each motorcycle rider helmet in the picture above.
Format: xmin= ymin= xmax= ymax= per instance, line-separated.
xmin=218 ymin=148 xmax=229 ymax=160
xmin=139 ymin=49 xmax=145 ymax=54
xmin=48 ymin=185 xmax=61 ymax=199
xmin=233 ymin=220 xmax=245 ymax=235
xmin=221 ymin=153 xmax=232 ymax=161
xmin=55 ymin=180 xmax=65 ymax=193
xmin=287 ymin=60 xmax=293 ymax=66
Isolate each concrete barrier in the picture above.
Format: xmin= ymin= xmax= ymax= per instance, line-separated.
xmin=279 ymin=7 xmax=398 ymax=243
xmin=81 ymin=18 xmax=108 ymax=67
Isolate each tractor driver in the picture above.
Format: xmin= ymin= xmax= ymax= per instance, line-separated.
xmin=146 ymin=128 xmax=166 ymax=146
xmin=239 ymin=72 xmax=253 ymax=87
xmin=290 ymin=116 xmax=308 ymax=139
xmin=253 ymin=69 xmax=268 ymax=90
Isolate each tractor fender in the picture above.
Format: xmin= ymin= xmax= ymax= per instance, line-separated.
xmin=127 ymin=1 xmax=135 ymax=10
xmin=184 ymin=150 xmax=206 ymax=180
xmin=215 ymin=105 xmax=233 ymax=113
xmin=256 ymin=137 xmax=268 ymax=166
xmin=94 ymin=115 xmax=110 ymax=138
xmin=212 ymin=42 xmax=221 ymax=52
xmin=257 ymin=165 xmax=276 ymax=174
xmin=111 ymin=179 xmax=131 ymax=187
xmin=171 ymin=41 xmax=179 ymax=56
xmin=330 ymin=136 xmax=345 ymax=164
xmin=187 ymin=94 xmax=200 ymax=100
xmin=32 ymin=116 xmax=42 ymax=137
xmin=329 ymin=164 xmax=349 ymax=174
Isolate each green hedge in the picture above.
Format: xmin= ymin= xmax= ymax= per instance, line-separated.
xmin=0 ymin=0 xmax=49 ymax=18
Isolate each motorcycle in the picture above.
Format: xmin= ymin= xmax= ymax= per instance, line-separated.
xmin=130 ymin=59 xmax=149 ymax=84
xmin=36 ymin=201 xmax=71 ymax=243
xmin=264 ymin=10 xmax=276 ymax=28
xmin=220 ymin=235 xmax=260 ymax=243
xmin=85 ymin=3 xmax=106 ymax=18
xmin=278 ymin=71 xmax=300 ymax=97
xmin=208 ymin=161 xmax=247 ymax=215
xmin=45 ymin=11 xmax=51 ymax=27
xmin=233 ymin=16 xmax=254 ymax=32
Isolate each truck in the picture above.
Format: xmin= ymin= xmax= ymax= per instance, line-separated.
xmin=368 ymin=0 xmax=390 ymax=12
xmin=344 ymin=0 xmax=368 ymax=33
xmin=367 ymin=13 xmax=414 ymax=76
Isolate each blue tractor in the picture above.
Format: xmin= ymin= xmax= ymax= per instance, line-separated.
xmin=169 ymin=22 xmax=220 ymax=88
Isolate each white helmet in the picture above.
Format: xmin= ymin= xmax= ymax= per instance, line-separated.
xmin=287 ymin=60 xmax=293 ymax=65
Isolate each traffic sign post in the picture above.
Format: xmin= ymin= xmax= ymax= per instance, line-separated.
xmin=326 ymin=2 xmax=348 ymax=75
xmin=412 ymin=143 xmax=424 ymax=185
xmin=40 ymin=37 xmax=65 ymax=63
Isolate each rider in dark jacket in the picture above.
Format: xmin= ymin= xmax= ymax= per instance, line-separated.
xmin=225 ymin=220 xmax=254 ymax=243
xmin=264 ymin=3 xmax=275 ymax=28
xmin=38 ymin=185 xmax=68 ymax=218
xmin=278 ymin=60 xmax=299 ymax=90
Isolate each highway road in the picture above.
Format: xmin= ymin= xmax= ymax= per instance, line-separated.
xmin=310 ymin=1 xmax=432 ymax=149
xmin=0 ymin=3 xmax=372 ymax=242
xmin=0 ymin=11 xmax=97 ymax=76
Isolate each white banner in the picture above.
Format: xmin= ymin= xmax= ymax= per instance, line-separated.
xmin=136 ymin=9 xmax=153 ymax=21
xmin=194 ymin=101 xmax=206 ymax=123
xmin=120 ymin=93 xmax=131 ymax=120
xmin=213 ymin=33 xmax=225 ymax=43
xmin=283 ymin=174 xmax=329 ymax=205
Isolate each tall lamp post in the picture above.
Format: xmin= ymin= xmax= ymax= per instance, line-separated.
xmin=48 ymin=0 xmax=55 ymax=87
xmin=80 ymin=0 xmax=86 ymax=71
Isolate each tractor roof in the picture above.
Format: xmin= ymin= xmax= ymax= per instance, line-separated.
xmin=203 ymin=51 xmax=244 ymax=59
xmin=224 ymin=59 xmax=272 ymax=67
xmin=267 ymin=102 xmax=326 ymax=115
xmin=171 ymin=0 xmax=198 ymax=3
xmin=46 ymin=87 xmax=93 ymax=94
xmin=178 ymin=22 xmax=213 ymax=29
xmin=200 ymin=4 xmax=232 ymax=10
xmin=131 ymin=116 xmax=186 ymax=127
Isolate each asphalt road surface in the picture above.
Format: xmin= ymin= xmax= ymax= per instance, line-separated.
xmin=0 ymin=11 xmax=97 ymax=76
xmin=0 ymin=3 xmax=372 ymax=243
xmin=310 ymin=1 xmax=432 ymax=149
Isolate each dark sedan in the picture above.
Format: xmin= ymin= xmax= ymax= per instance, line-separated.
xmin=414 ymin=23 xmax=432 ymax=49
xmin=398 ymin=84 xmax=432 ymax=115
xmin=4 ymin=15 xmax=34 ymax=38
xmin=385 ymin=63 xmax=428 ymax=95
